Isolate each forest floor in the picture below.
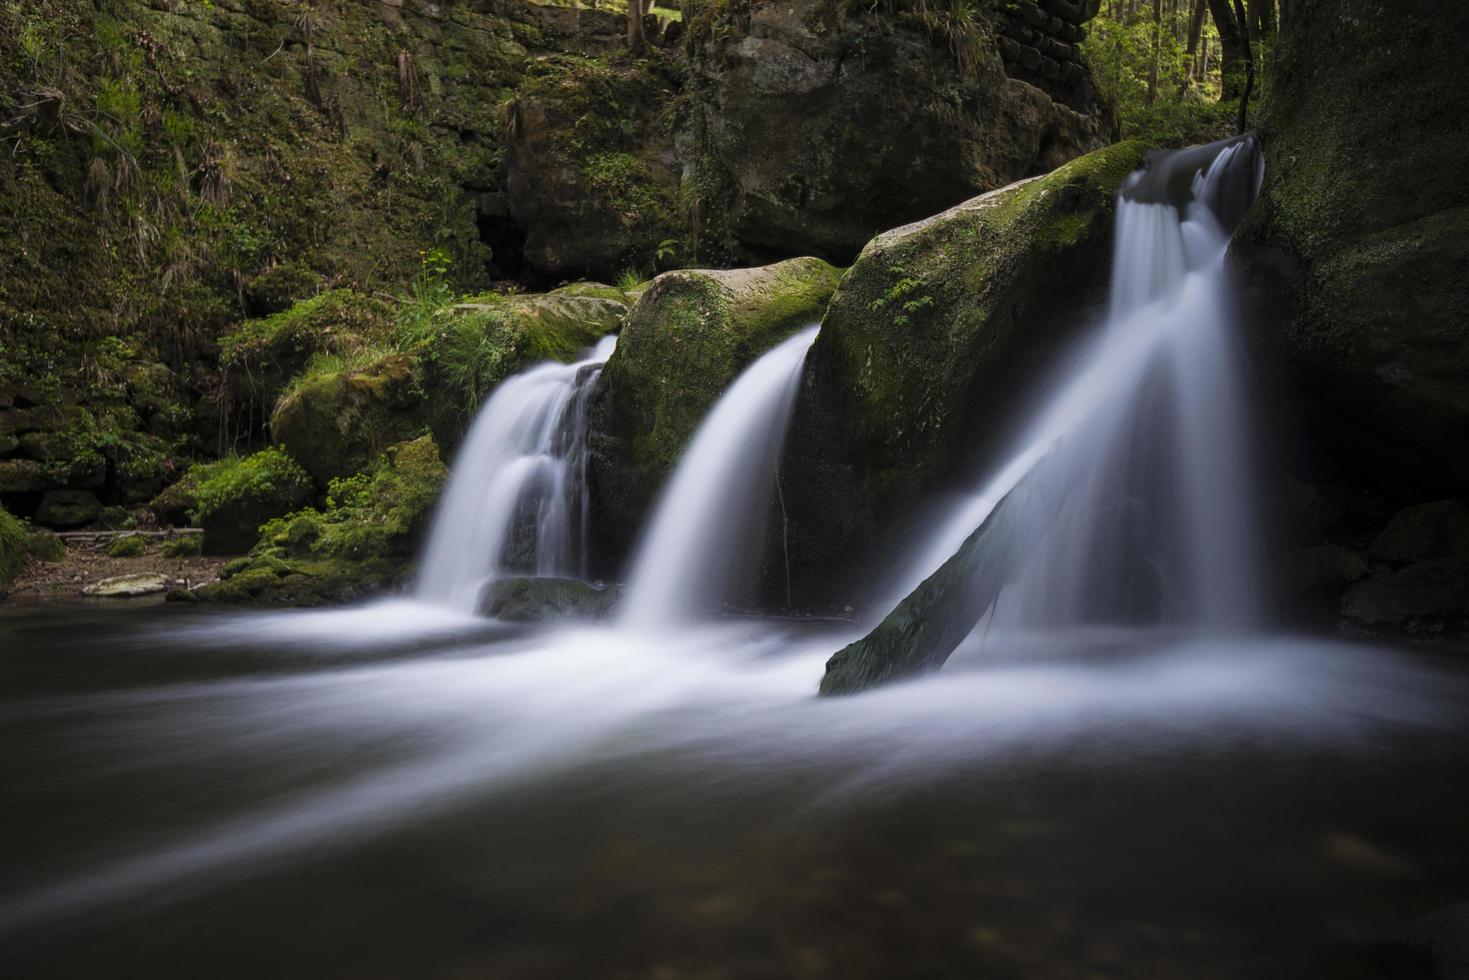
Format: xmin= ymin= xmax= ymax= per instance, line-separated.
xmin=8 ymin=541 xmax=228 ymax=601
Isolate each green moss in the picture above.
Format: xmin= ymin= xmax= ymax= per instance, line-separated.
xmin=589 ymin=256 xmax=842 ymax=550
xmin=0 ymin=505 xmax=27 ymax=589
xmin=161 ymin=535 xmax=202 ymax=558
xmin=27 ymin=528 xmax=66 ymax=562
xmin=197 ymin=435 xmax=447 ymax=605
xmin=106 ymin=534 xmax=148 ymax=558
xmin=187 ymin=446 xmax=314 ymax=554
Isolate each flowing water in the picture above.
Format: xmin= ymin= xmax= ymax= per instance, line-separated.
xmin=621 ymin=326 xmax=818 ymax=627
xmin=4 ymin=143 xmax=1469 ymax=978
xmin=887 ymin=137 xmax=1264 ymax=633
xmin=415 ymin=336 xmax=616 ymax=612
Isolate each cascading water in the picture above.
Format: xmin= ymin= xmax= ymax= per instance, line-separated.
xmin=888 ymin=136 xmax=1265 ymax=635
xmin=620 ymin=326 xmax=820 ymax=627
xmin=415 ymin=335 xmax=616 ymax=612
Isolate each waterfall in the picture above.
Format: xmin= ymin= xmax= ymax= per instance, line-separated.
xmin=888 ymin=136 xmax=1265 ymax=634
xmin=620 ymin=326 xmax=820 ymax=627
xmin=416 ymin=336 xmax=616 ymax=612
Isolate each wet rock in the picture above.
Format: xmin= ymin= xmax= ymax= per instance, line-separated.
xmin=589 ymin=256 xmax=841 ymax=560
xmin=1341 ymin=557 xmax=1469 ymax=637
xmin=34 ymin=489 xmax=101 ymax=528
xmin=478 ymin=577 xmax=621 ymax=622
xmin=783 ymin=141 xmax=1147 ymax=609
xmin=82 ymin=573 xmax=170 ymax=598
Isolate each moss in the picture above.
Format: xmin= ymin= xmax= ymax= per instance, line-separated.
xmin=589 ymin=256 xmax=842 ymax=552
xmin=106 ymin=534 xmax=148 ymax=558
xmin=161 ymin=535 xmax=202 ymax=558
xmin=187 ymin=446 xmax=314 ymax=554
xmin=778 ymin=140 xmax=1148 ymax=608
xmin=220 ymin=290 xmax=397 ymax=418
xmin=27 ymin=528 xmax=66 ymax=562
xmin=0 ymin=505 xmax=27 ymax=590
xmin=197 ymin=435 xmax=447 ymax=605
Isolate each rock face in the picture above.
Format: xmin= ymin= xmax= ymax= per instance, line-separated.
xmin=588 ymin=256 xmax=842 ymax=562
xmin=1340 ymin=500 xmax=1469 ymax=638
xmin=677 ymin=0 xmax=1111 ymax=263
xmin=781 ymin=140 xmax=1147 ymax=609
xmin=1231 ymin=0 xmax=1469 ymax=501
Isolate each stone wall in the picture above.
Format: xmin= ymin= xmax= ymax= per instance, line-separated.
xmin=993 ymin=0 xmax=1103 ymax=113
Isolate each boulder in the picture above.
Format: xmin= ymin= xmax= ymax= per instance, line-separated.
xmin=1231 ymin=0 xmax=1469 ymax=501
xmin=270 ymin=354 xmax=429 ymax=490
xmin=188 ymin=447 xmax=315 ymax=556
xmin=782 ymin=140 xmax=1147 ymax=609
xmin=1341 ymin=558 xmax=1469 ymax=638
xmin=83 ymin=573 xmax=170 ymax=598
xmin=1368 ymin=500 xmax=1469 ymax=565
xmin=0 ymin=505 xmax=26 ymax=591
xmin=677 ymin=0 xmax=1111 ymax=263
xmin=478 ymin=577 xmax=621 ymax=622
xmin=35 ymin=489 xmax=101 ymax=528
xmin=197 ymin=436 xmax=447 ymax=606
xmin=588 ymin=256 xmax=842 ymax=560
xmin=26 ymin=528 xmax=66 ymax=562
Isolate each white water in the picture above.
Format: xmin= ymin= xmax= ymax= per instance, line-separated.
xmin=620 ymin=326 xmax=819 ymax=627
xmin=415 ymin=336 xmax=616 ymax=612
xmin=887 ymin=138 xmax=1265 ymax=635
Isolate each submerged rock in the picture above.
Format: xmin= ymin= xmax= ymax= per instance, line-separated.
xmin=588 ymin=256 xmax=841 ymax=560
xmin=1231 ymin=0 xmax=1469 ymax=501
xmin=83 ymin=573 xmax=170 ymax=598
xmin=478 ymin=577 xmax=621 ymax=623
xmin=783 ymin=140 xmax=1147 ymax=609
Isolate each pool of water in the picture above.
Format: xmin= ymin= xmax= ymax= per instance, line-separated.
xmin=2 ymin=601 xmax=1467 ymax=978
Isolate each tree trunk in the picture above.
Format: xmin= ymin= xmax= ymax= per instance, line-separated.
xmin=1147 ymin=0 xmax=1163 ymax=104
xmin=1180 ymin=0 xmax=1207 ymax=92
xmin=627 ymin=0 xmax=646 ymax=53
xmin=1206 ymin=0 xmax=1247 ymax=100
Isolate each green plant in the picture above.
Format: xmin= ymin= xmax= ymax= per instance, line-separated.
xmin=162 ymin=535 xmax=202 ymax=558
xmin=616 ymin=268 xmax=645 ymax=292
xmin=106 ymin=534 xmax=147 ymax=558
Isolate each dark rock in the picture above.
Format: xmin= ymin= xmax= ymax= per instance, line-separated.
xmin=1368 ymin=500 xmax=1469 ymax=565
xmin=478 ymin=577 xmax=621 ymax=622
xmin=1231 ymin=0 xmax=1469 ymax=501
xmin=678 ymin=0 xmax=1110 ymax=264
xmin=0 ymin=459 xmax=49 ymax=494
xmin=1341 ymin=557 xmax=1469 ymax=637
xmin=35 ymin=489 xmax=102 ymax=528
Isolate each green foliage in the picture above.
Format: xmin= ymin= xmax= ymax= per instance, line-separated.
xmin=0 ymin=506 xmax=28 ymax=588
xmin=187 ymin=447 xmax=313 ymax=526
xmin=106 ymin=534 xmax=148 ymax=558
xmin=1083 ymin=5 xmax=1241 ymax=145
xmin=162 ymin=535 xmax=202 ymax=558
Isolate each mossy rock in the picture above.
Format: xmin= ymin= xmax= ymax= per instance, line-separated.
xmin=0 ymin=504 xmax=27 ymax=591
xmin=1230 ymin=0 xmax=1469 ymax=501
xmin=188 ymin=446 xmax=315 ymax=555
xmin=26 ymin=528 xmax=66 ymax=562
xmin=588 ymin=256 xmax=842 ymax=558
xmin=220 ymin=290 xmax=396 ymax=420
xmin=270 ymin=353 xmax=429 ymax=490
xmin=196 ymin=435 xmax=447 ymax=606
xmin=1368 ymin=501 xmax=1469 ymax=565
xmin=478 ymin=577 xmax=621 ymax=622
xmin=782 ymin=140 xmax=1148 ymax=609
xmin=419 ymin=291 xmax=628 ymax=452
xmin=161 ymin=535 xmax=202 ymax=558
xmin=34 ymin=489 xmax=102 ymax=528
xmin=106 ymin=534 xmax=148 ymax=558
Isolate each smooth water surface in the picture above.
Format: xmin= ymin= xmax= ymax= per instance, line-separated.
xmin=3 ymin=603 xmax=1468 ymax=979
